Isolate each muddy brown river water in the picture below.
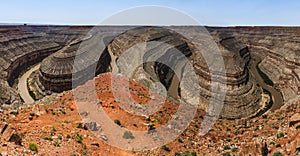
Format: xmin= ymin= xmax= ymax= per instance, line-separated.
xmin=250 ymin=55 xmax=284 ymax=111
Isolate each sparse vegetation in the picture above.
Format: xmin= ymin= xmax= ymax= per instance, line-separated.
xmin=76 ymin=123 xmax=83 ymax=128
xmin=123 ymin=131 xmax=134 ymax=139
xmin=178 ymin=138 xmax=183 ymax=143
xmin=29 ymin=142 xmax=38 ymax=151
xmin=273 ymin=151 xmax=283 ymax=156
xmin=82 ymin=149 xmax=88 ymax=155
xmin=231 ymin=147 xmax=238 ymax=152
xmin=53 ymin=141 xmax=60 ymax=147
xmin=162 ymin=145 xmax=171 ymax=152
xmin=58 ymin=134 xmax=63 ymax=140
xmin=223 ymin=152 xmax=231 ymax=156
xmin=223 ymin=145 xmax=230 ymax=150
xmin=75 ymin=133 xmax=83 ymax=143
xmin=59 ymin=109 xmax=66 ymax=114
xmin=43 ymin=136 xmax=53 ymax=141
xmin=276 ymin=131 xmax=284 ymax=139
xmin=114 ymin=119 xmax=121 ymax=126
xmin=174 ymin=151 xmax=197 ymax=156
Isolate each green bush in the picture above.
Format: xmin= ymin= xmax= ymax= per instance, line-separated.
xmin=75 ymin=133 xmax=83 ymax=143
xmin=76 ymin=123 xmax=83 ymax=128
xmin=43 ymin=136 xmax=53 ymax=141
xmin=123 ymin=131 xmax=134 ymax=139
xmin=231 ymin=147 xmax=238 ymax=152
xmin=273 ymin=151 xmax=283 ymax=156
xmin=58 ymin=134 xmax=63 ymax=140
xmin=53 ymin=141 xmax=60 ymax=147
xmin=114 ymin=119 xmax=122 ymax=126
xmin=178 ymin=138 xmax=183 ymax=143
xmin=174 ymin=151 xmax=197 ymax=156
xmin=223 ymin=145 xmax=230 ymax=150
xmin=162 ymin=145 xmax=171 ymax=152
xmin=59 ymin=109 xmax=66 ymax=114
xmin=29 ymin=142 xmax=38 ymax=151
xmin=276 ymin=131 xmax=284 ymax=139
xmin=82 ymin=150 xmax=88 ymax=155
xmin=223 ymin=152 xmax=231 ymax=156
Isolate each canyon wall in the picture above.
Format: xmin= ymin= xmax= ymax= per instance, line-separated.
xmin=1 ymin=25 xmax=299 ymax=118
xmin=209 ymin=27 xmax=300 ymax=103
xmin=108 ymin=26 xmax=261 ymax=118
xmin=0 ymin=26 xmax=92 ymax=107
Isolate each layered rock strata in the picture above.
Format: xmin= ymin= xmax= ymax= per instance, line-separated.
xmin=0 ymin=26 xmax=91 ymax=106
xmin=108 ymin=26 xmax=261 ymax=118
xmin=38 ymin=27 xmax=134 ymax=93
xmin=210 ymin=27 xmax=300 ymax=103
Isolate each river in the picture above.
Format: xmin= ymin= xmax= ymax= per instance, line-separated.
xmin=250 ymin=55 xmax=283 ymax=111
xmin=18 ymin=64 xmax=40 ymax=104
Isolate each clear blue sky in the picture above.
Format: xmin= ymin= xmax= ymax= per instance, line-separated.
xmin=1 ymin=0 xmax=300 ymax=26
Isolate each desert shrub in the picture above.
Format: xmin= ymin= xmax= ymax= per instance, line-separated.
xmin=114 ymin=119 xmax=121 ymax=126
xmin=29 ymin=142 xmax=38 ymax=151
xmin=53 ymin=141 xmax=60 ymax=147
xmin=223 ymin=145 xmax=230 ymax=150
xmin=162 ymin=145 xmax=171 ymax=152
xmin=82 ymin=150 xmax=88 ymax=155
xmin=75 ymin=133 xmax=83 ymax=143
xmin=174 ymin=151 xmax=197 ymax=156
xmin=123 ymin=131 xmax=134 ymax=139
xmin=276 ymin=131 xmax=284 ymax=139
xmin=76 ymin=123 xmax=83 ymax=128
xmin=223 ymin=152 xmax=231 ymax=156
xmin=178 ymin=138 xmax=183 ymax=143
xmin=273 ymin=151 xmax=282 ymax=156
xmin=43 ymin=136 xmax=53 ymax=141
xmin=231 ymin=147 xmax=238 ymax=152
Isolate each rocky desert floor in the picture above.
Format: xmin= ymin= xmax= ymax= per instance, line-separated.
xmin=0 ymin=72 xmax=299 ymax=156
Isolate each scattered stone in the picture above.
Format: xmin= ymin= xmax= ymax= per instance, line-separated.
xmin=84 ymin=122 xmax=99 ymax=131
xmin=0 ymin=122 xmax=22 ymax=145
xmin=91 ymin=142 xmax=100 ymax=147
xmin=289 ymin=113 xmax=300 ymax=127
xmin=100 ymin=133 xmax=108 ymax=141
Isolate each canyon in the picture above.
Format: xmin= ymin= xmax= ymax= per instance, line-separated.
xmin=0 ymin=26 xmax=298 ymax=118
xmin=0 ymin=25 xmax=300 ymax=155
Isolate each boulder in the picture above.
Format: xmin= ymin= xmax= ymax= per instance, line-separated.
xmin=289 ymin=113 xmax=300 ymax=127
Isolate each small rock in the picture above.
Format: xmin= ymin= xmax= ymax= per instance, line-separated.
xmin=100 ymin=133 xmax=108 ymax=141
xmin=91 ymin=142 xmax=100 ymax=147
xmin=9 ymin=110 xmax=18 ymax=116
xmin=84 ymin=122 xmax=99 ymax=131
xmin=289 ymin=113 xmax=300 ymax=127
xmin=80 ymin=111 xmax=88 ymax=117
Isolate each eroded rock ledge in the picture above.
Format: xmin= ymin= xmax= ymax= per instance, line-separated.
xmin=107 ymin=26 xmax=261 ymax=118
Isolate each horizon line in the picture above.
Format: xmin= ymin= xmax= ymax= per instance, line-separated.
xmin=1 ymin=22 xmax=300 ymax=27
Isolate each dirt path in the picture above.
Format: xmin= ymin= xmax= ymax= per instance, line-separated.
xmin=250 ymin=55 xmax=283 ymax=111
xmin=18 ymin=64 xmax=40 ymax=104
